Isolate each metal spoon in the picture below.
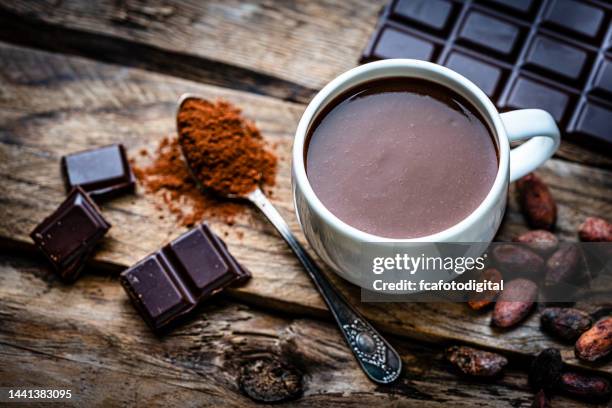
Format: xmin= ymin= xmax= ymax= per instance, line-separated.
xmin=176 ymin=94 xmax=402 ymax=384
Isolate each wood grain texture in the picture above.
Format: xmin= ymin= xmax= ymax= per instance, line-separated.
xmin=1 ymin=0 xmax=611 ymax=168
xmin=0 ymin=2 xmax=316 ymax=104
xmin=1 ymin=43 xmax=611 ymax=375
xmin=0 ymin=0 xmax=383 ymax=91
xmin=0 ymin=255 xmax=600 ymax=407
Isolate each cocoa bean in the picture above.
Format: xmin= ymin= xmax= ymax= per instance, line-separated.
xmin=516 ymin=173 xmax=557 ymax=230
xmin=238 ymin=359 xmax=303 ymax=403
xmin=575 ymin=317 xmax=612 ymax=362
xmin=492 ymin=278 xmax=538 ymax=328
xmin=492 ymin=244 xmax=544 ymax=276
xmin=467 ymin=268 xmax=502 ymax=311
xmin=530 ymin=390 xmax=551 ymax=408
xmin=529 ymin=348 xmax=563 ymax=391
xmin=579 ymin=217 xmax=612 ymax=242
xmin=544 ymin=245 xmax=581 ymax=287
xmin=513 ymin=230 xmax=559 ymax=256
xmin=540 ymin=307 xmax=592 ymax=341
xmin=446 ymin=345 xmax=508 ymax=377
xmin=559 ymin=372 xmax=611 ymax=401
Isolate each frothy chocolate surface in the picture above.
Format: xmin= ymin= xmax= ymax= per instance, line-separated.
xmin=306 ymin=78 xmax=498 ymax=239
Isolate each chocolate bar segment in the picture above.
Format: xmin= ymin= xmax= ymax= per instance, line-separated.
xmin=209 ymin=231 xmax=252 ymax=286
xmin=30 ymin=186 xmax=111 ymax=281
xmin=542 ymin=0 xmax=605 ymax=40
xmin=457 ymin=11 xmax=522 ymax=58
xmin=391 ymin=0 xmax=454 ymax=32
xmin=369 ymin=25 xmax=437 ymax=61
xmin=484 ymin=0 xmax=535 ymax=15
xmin=591 ymin=59 xmax=612 ymax=98
xmin=524 ymin=36 xmax=590 ymax=83
xmin=571 ymin=102 xmax=612 ymax=148
xmin=121 ymin=255 xmax=193 ymax=329
xmin=61 ymin=144 xmax=135 ymax=200
xmin=166 ymin=225 xmax=234 ymax=297
xmin=120 ymin=223 xmax=251 ymax=331
xmin=444 ymin=52 xmax=504 ymax=98
xmin=361 ymin=0 xmax=612 ymax=153
xmin=504 ymin=77 xmax=572 ymax=122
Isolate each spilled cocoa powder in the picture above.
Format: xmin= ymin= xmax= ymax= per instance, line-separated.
xmin=132 ymin=99 xmax=277 ymax=227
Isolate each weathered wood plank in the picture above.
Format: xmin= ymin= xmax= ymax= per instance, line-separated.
xmin=1 ymin=43 xmax=611 ymax=374
xmin=0 ymin=0 xmax=383 ymax=91
xmin=0 ymin=255 xmax=598 ymax=407
xmin=0 ymin=0 xmax=610 ymax=168
xmin=0 ymin=3 xmax=316 ymax=104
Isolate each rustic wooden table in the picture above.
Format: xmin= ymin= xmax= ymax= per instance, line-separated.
xmin=0 ymin=1 xmax=610 ymax=406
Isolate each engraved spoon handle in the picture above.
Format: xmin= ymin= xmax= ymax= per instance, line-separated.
xmin=247 ymin=187 xmax=402 ymax=384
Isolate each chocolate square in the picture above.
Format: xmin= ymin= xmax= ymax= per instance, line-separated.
xmin=484 ymin=0 xmax=535 ymax=14
xmin=207 ymin=230 xmax=252 ymax=286
xmin=120 ymin=255 xmax=193 ymax=329
xmin=572 ymin=102 xmax=612 ymax=147
xmin=392 ymin=0 xmax=453 ymax=31
xmin=525 ymin=35 xmax=590 ymax=82
xmin=165 ymin=225 xmax=233 ymax=297
xmin=458 ymin=11 xmax=521 ymax=57
xmin=504 ymin=77 xmax=571 ymax=122
xmin=445 ymin=52 xmax=504 ymax=97
xmin=30 ymin=186 xmax=111 ymax=281
xmin=61 ymin=144 xmax=135 ymax=200
xmin=370 ymin=25 xmax=437 ymax=61
xmin=592 ymin=59 xmax=612 ymax=98
xmin=542 ymin=0 xmax=605 ymax=40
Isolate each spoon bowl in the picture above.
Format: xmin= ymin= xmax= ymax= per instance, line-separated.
xmin=176 ymin=94 xmax=245 ymax=200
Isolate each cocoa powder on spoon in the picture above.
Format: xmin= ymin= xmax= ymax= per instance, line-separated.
xmin=177 ymin=98 xmax=277 ymax=197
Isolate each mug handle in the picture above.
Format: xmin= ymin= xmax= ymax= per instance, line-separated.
xmin=500 ymin=109 xmax=561 ymax=182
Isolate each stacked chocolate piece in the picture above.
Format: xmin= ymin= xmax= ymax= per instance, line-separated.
xmin=30 ymin=187 xmax=111 ymax=281
xmin=361 ymin=0 xmax=612 ymax=150
xmin=31 ymin=144 xmax=133 ymax=281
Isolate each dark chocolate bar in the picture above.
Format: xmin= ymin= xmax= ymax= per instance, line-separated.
xmin=361 ymin=0 xmax=612 ymax=151
xmin=61 ymin=144 xmax=135 ymax=200
xmin=30 ymin=186 xmax=111 ymax=281
xmin=120 ymin=223 xmax=251 ymax=331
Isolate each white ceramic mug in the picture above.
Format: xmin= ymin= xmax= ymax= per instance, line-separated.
xmin=292 ymin=59 xmax=560 ymax=288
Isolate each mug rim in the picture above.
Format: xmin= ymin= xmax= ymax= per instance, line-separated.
xmin=292 ymin=59 xmax=510 ymax=242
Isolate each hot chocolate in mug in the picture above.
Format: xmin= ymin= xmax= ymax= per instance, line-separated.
xmin=291 ymin=59 xmax=560 ymax=289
